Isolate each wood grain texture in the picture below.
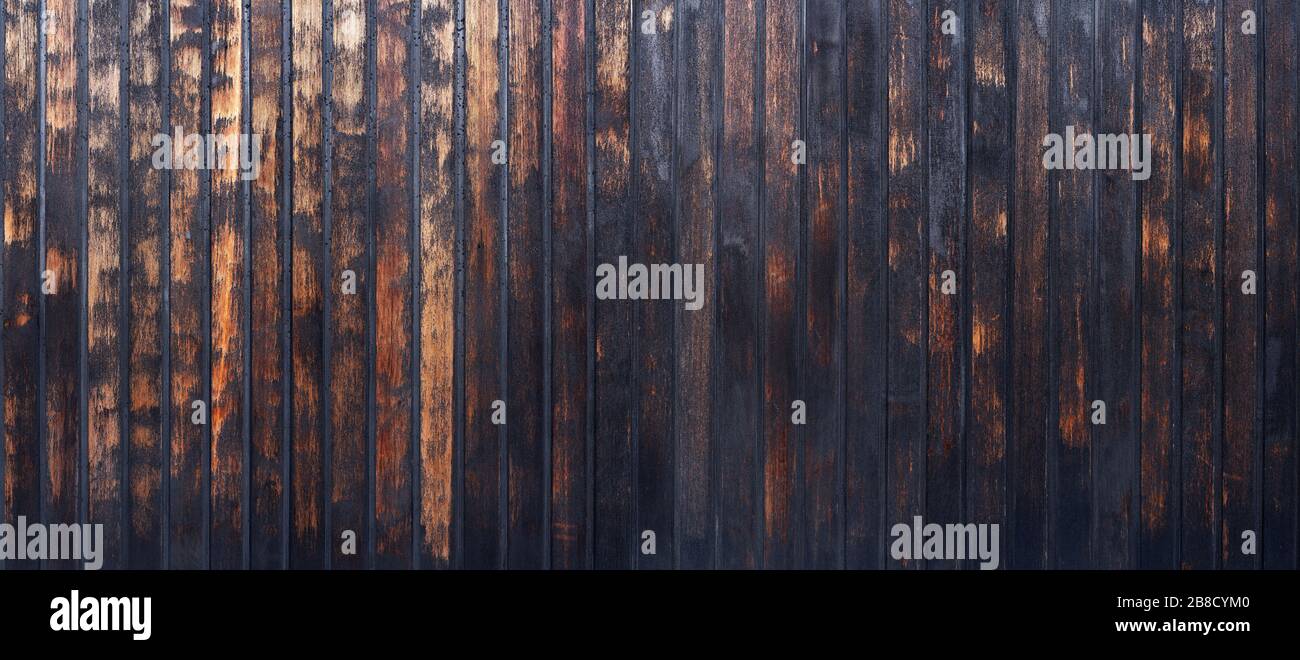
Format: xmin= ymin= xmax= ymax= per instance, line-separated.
xmin=593 ymin=0 xmax=632 ymax=569
xmin=968 ymin=0 xmax=1008 ymax=569
xmin=291 ymin=0 xmax=327 ymax=568
xmin=126 ymin=0 xmax=165 ymax=569
xmin=375 ymin=0 xmax=414 ymax=569
xmin=3 ymin=0 xmax=40 ymax=570
xmin=1222 ymin=0 xmax=1260 ymax=570
xmin=506 ymin=0 xmax=545 ymax=568
xmin=44 ymin=0 xmax=81 ymax=570
xmin=885 ymin=0 xmax=924 ymax=570
xmin=673 ymin=0 xmax=716 ymax=570
xmin=2 ymin=0 xmax=1294 ymax=571
xmin=417 ymin=0 xmax=454 ymax=569
xmin=1094 ymin=0 xmax=1138 ymax=570
xmin=463 ymin=0 xmax=503 ymax=569
xmin=924 ymin=0 xmax=964 ymax=570
xmin=1139 ymin=0 xmax=1179 ymax=569
xmin=717 ymin=0 xmax=760 ymax=570
xmin=87 ymin=0 xmax=125 ymax=569
xmin=1179 ymin=0 xmax=1220 ymax=569
xmin=331 ymin=0 xmax=369 ymax=569
xmin=250 ymin=0 xmax=287 ymax=570
xmin=1262 ymin=0 xmax=1298 ymax=568
xmin=550 ymin=0 xmax=588 ymax=569
xmin=631 ymin=0 xmax=674 ymax=571
xmin=210 ymin=0 xmax=246 ymax=570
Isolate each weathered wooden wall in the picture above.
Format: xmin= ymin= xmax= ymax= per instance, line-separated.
xmin=0 ymin=0 xmax=1295 ymax=569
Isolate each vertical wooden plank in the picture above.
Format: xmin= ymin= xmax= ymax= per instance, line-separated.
xmin=924 ymin=0 xmax=964 ymax=569
xmin=1180 ymin=0 xmax=1220 ymax=569
xmin=803 ymin=0 xmax=844 ymax=570
xmin=464 ymin=0 xmax=503 ymax=569
xmin=675 ymin=0 xmax=716 ymax=569
xmin=506 ymin=0 xmax=545 ymax=568
xmin=968 ymin=0 xmax=1008 ymax=568
xmin=210 ymin=0 xmax=246 ymax=570
xmin=167 ymin=0 xmax=207 ymax=569
xmin=1139 ymin=0 xmax=1178 ymax=569
xmin=632 ymin=0 xmax=674 ymax=570
xmin=716 ymin=0 xmax=759 ymax=569
xmin=885 ymin=0 xmax=923 ymax=569
xmin=418 ymin=0 xmax=455 ymax=569
xmin=2 ymin=0 xmax=40 ymax=570
xmin=375 ymin=0 xmax=414 ymax=568
xmin=1262 ymin=0 xmax=1297 ymax=568
xmin=593 ymin=0 xmax=633 ymax=569
xmin=1049 ymin=0 xmax=1093 ymax=569
xmin=845 ymin=0 xmax=885 ymax=570
xmin=1009 ymin=0 xmax=1048 ymax=569
xmin=250 ymin=0 xmax=286 ymax=569
xmin=291 ymin=0 xmax=327 ymax=568
xmin=550 ymin=0 xmax=589 ymax=569
xmin=44 ymin=0 xmax=81 ymax=570
xmin=762 ymin=0 xmax=800 ymax=569
xmin=331 ymin=0 xmax=369 ymax=570
xmin=1222 ymin=0 xmax=1260 ymax=570
xmin=1093 ymin=0 xmax=1138 ymax=570
xmin=126 ymin=0 xmax=164 ymax=568
xmin=87 ymin=0 xmax=124 ymax=569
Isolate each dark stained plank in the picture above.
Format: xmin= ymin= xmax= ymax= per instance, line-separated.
xmin=375 ymin=0 xmax=414 ymax=568
xmin=210 ymin=0 xmax=247 ymax=570
xmin=250 ymin=0 xmax=287 ymax=569
xmin=716 ymin=0 xmax=760 ymax=569
xmin=674 ymin=0 xmax=717 ymax=569
xmin=1262 ymin=0 xmax=1297 ymax=569
xmin=168 ymin=0 xmax=208 ymax=569
xmin=550 ymin=0 xmax=589 ymax=569
xmin=1093 ymin=0 xmax=1138 ymax=570
xmin=967 ymin=0 xmax=1008 ymax=568
xmin=291 ymin=0 xmax=328 ymax=568
xmin=417 ymin=0 xmax=455 ymax=569
xmin=924 ymin=0 xmax=964 ymax=570
xmin=884 ymin=0 xmax=923 ymax=569
xmin=463 ymin=0 xmax=504 ymax=569
xmin=3 ymin=0 xmax=40 ymax=570
xmin=126 ymin=0 xmax=165 ymax=569
xmin=592 ymin=0 xmax=633 ymax=569
xmin=44 ymin=0 xmax=81 ymax=570
xmin=1009 ymin=0 xmax=1049 ymax=570
xmin=87 ymin=0 xmax=125 ymax=570
xmin=845 ymin=0 xmax=886 ymax=570
xmin=803 ymin=0 xmax=844 ymax=570
xmin=762 ymin=0 xmax=801 ymax=569
xmin=1050 ymin=0 xmax=1093 ymax=569
xmin=506 ymin=0 xmax=546 ymax=568
xmin=1221 ymin=0 xmax=1261 ymax=570
xmin=331 ymin=0 xmax=369 ymax=570
xmin=1179 ymin=0 xmax=1221 ymax=569
xmin=631 ymin=0 xmax=674 ymax=571
xmin=1139 ymin=0 xmax=1179 ymax=569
